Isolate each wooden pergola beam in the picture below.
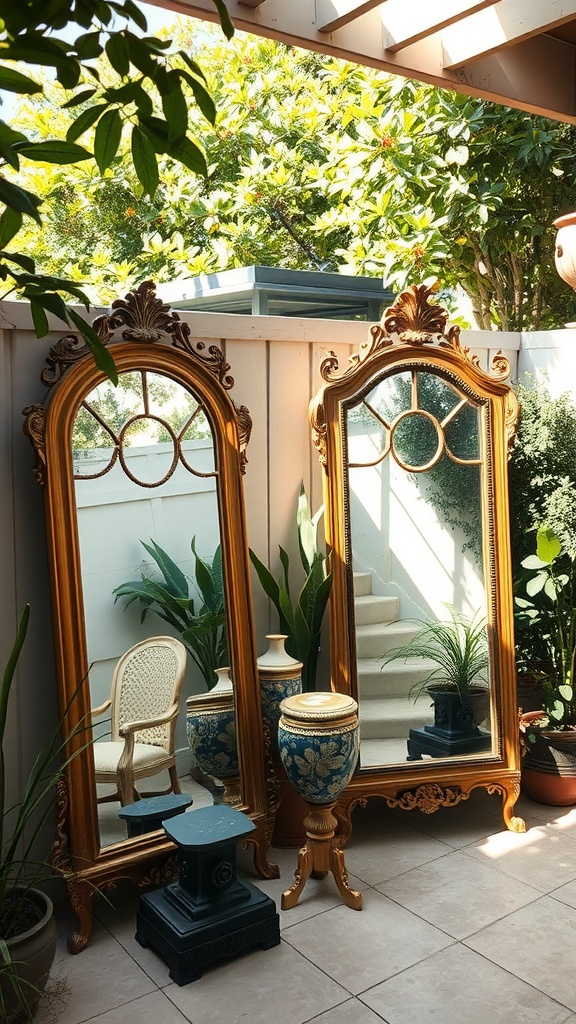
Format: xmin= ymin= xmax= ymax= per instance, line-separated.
xmin=316 ymin=0 xmax=385 ymax=34
xmin=383 ymin=0 xmax=498 ymax=53
xmin=441 ymin=0 xmax=576 ymax=69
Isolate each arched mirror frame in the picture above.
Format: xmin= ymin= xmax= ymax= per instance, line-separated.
xmin=310 ymin=284 xmax=525 ymax=838
xmin=23 ymin=282 xmax=277 ymax=953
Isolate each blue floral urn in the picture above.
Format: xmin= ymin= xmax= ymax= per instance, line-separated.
xmin=278 ymin=692 xmax=360 ymax=805
xmin=186 ymin=668 xmax=239 ymax=799
xmin=258 ymin=634 xmax=302 ymax=740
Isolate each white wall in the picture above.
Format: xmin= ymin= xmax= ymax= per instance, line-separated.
xmin=518 ymin=329 xmax=576 ymax=396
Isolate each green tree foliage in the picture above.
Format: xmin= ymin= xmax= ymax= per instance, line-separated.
xmin=0 ymin=0 xmax=233 ymax=377
xmin=10 ymin=27 xmax=576 ymax=328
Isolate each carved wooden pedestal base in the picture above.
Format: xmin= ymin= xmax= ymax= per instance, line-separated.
xmin=281 ymin=802 xmax=362 ymax=911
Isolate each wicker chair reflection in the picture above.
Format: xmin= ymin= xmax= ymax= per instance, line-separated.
xmin=91 ymin=636 xmax=187 ymax=806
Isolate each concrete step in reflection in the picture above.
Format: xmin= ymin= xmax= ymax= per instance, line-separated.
xmin=354 ymin=594 xmax=399 ymax=626
xmin=353 ymin=571 xmax=374 ymax=597
xmin=358 ymin=656 xmax=437 ymax=699
xmin=358 ymin=695 xmax=432 ymax=739
xmin=355 ymin=620 xmax=420 ymax=659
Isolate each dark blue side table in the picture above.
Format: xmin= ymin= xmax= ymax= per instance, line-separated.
xmin=135 ymin=805 xmax=280 ymax=983
xmin=118 ymin=794 xmax=193 ymax=837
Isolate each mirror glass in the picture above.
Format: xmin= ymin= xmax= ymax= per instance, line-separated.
xmin=72 ymin=369 xmax=232 ymax=848
xmin=345 ymin=367 xmax=493 ymax=768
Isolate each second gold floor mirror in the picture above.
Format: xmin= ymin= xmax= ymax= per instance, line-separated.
xmin=310 ymin=284 xmax=525 ymax=838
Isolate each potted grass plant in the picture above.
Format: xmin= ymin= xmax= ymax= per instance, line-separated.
xmin=381 ymin=607 xmax=491 ymax=756
xmin=0 ymin=606 xmax=92 ymax=1021
xmin=1 ymin=606 xmax=61 ymax=1022
xmin=516 ymin=527 xmax=576 ymax=804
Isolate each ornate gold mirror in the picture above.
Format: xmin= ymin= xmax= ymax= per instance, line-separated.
xmin=310 ymin=284 xmax=525 ymax=836
xmin=24 ymin=282 xmax=277 ymax=952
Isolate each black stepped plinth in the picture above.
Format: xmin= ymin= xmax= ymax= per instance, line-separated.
xmin=135 ymin=805 xmax=280 ymax=983
xmin=407 ymin=723 xmax=491 ymax=760
xmin=118 ymin=794 xmax=193 ymax=837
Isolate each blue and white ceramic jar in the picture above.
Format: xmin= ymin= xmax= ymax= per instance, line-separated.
xmin=186 ymin=667 xmax=238 ymax=780
xmin=258 ymin=635 xmax=303 ymax=743
xmin=278 ymin=692 xmax=360 ymax=805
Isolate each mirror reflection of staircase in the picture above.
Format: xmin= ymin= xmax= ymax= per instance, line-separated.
xmin=354 ymin=571 xmax=434 ymax=766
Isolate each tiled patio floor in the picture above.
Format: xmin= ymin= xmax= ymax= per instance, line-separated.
xmin=37 ymin=789 xmax=576 ymax=1024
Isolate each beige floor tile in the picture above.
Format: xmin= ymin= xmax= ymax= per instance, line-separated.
xmin=308 ymin=999 xmax=390 ymax=1024
xmin=377 ymin=849 xmax=541 ymax=939
xmin=389 ymin=798 xmax=511 ymax=849
xmin=465 ymin=895 xmax=576 ymax=1011
xmin=164 ymin=941 xmax=349 ymax=1024
xmin=463 ymin=824 xmax=576 ymax=892
xmin=281 ymin=888 xmax=453 ymax=995
xmin=95 ymin=893 xmax=175 ymax=987
xmin=362 ymin=942 xmax=572 ymax=1024
xmin=71 ymin=990 xmax=190 ymax=1024
xmin=240 ymin=844 xmax=368 ymax=928
xmin=343 ymin=814 xmax=452 ymax=885
xmin=35 ymin=922 xmax=157 ymax=1024
xmin=550 ymin=879 xmax=576 ymax=910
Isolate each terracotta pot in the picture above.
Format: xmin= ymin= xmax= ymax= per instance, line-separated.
xmin=554 ymin=212 xmax=576 ymax=292
xmin=520 ymin=711 xmax=576 ymax=805
xmin=0 ymin=888 xmax=57 ymax=1023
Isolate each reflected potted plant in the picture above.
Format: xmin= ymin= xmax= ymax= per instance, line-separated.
xmin=517 ymin=527 xmax=576 ymax=804
xmin=249 ymin=484 xmax=332 ymax=694
xmin=381 ymin=607 xmax=490 ymax=756
xmin=113 ymin=536 xmax=228 ymax=690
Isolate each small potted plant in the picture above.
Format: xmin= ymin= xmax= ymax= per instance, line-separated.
xmin=381 ymin=607 xmax=491 ymax=756
xmin=516 ymin=527 xmax=576 ymax=804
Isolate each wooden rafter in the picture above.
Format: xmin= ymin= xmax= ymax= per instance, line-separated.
xmin=382 ymin=0 xmax=499 ymax=53
xmin=316 ymin=0 xmax=384 ymax=33
xmin=441 ymin=0 xmax=576 ymax=69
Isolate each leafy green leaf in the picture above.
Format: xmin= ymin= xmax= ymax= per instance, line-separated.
xmin=93 ymin=108 xmax=122 ymax=172
xmin=0 ymin=66 xmax=41 ymax=95
xmin=66 ymin=308 xmax=118 ymax=384
xmin=16 ymin=140 xmax=91 ymax=164
xmin=105 ymin=32 xmax=130 ymax=77
xmin=0 ymin=178 xmax=42 ymax=223
xmin=30 ymin=299 xmax=49 ymax=338
xmin=66 ymin=102 xmax=108 ymax=142
xmin=536 ymin=527 xmax=562 ymax=564
xmin=161 ymin=72 xmax=188 ymax=145
xmin=131 ymin=125 xmax=159 ymax=197
xmin=0 ymin=207 xmax=22 ymax=249
xmin=61 ymin=87 xmax=98 ymax=109
xmin=211 ymin=0 xmax=235 ymax=39
xmin=178 ymin=69 xmax=216 ymax=125
xmin=1 ymin=250 xmax=34 ymax=272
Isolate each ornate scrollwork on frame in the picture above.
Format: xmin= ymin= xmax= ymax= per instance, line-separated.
xmin=320 ymin=283 xmax=503 ymax=385
xmin=22 ymin=403 xmax=47 ymax=485
xmin=38 ymin=281 xmax=235 ymax=393
xmin=383 ymin=283 xmax=449 ymax=342
xmin=385 ymin=783 xmax=468 ymax=815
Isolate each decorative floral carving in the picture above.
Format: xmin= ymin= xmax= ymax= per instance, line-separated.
xmin=309 ymin=398 xmax=328 ymax=468
xmin=233 ymin=402 xmax=253 ymax=474
xmin=22 ymin=404 xmax=47 ymax=485
xmin=107 ymin=280 xmax=175 ymax=341
xmin=41 ymin=333 xmax=90 ymax=387
xmin=491 ymin=349 xmax=511 ymax=380
xmin=383 ymin=283 xmax=448 ymax=342
xmin=386 ymin=783 xmax=466 ymax=814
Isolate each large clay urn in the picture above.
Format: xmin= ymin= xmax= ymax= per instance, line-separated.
xmin=553 ymin=212 xmax=576 ymax=292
